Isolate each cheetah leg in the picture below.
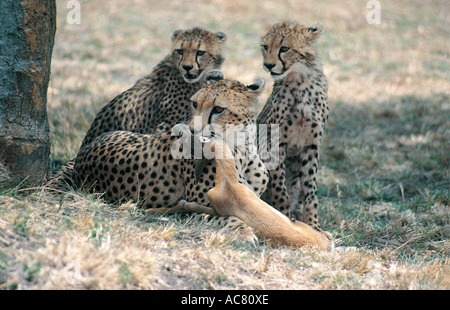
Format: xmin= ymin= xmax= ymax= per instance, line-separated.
xmin=294 ymin=147 xmax=322 ymax=231
xmin=260 ymin=147 xmax=292 ymax=215
xmin=215 ymin=216 xmax=258 ymax=245
xmin=286 ymin=149 xmax=332 ymax=239
xmin=286 ymin=175 xmax=304 ymax=217
xmin=284 ymin=155 xmax=305 ymax=215
xmin=181 ymin=200 xmax=217 ymax=215
xmin=145 ymin=199 xmax=217 ymax=215
xmin=266 ymin=164 xmax=292 ymax=216
xmin=47 ymin=159 xmax=76 ymax=189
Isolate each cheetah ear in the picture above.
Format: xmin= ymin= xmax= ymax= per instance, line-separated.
xmin=205 ymin=70 xmax=224 ymax=84
xmin=215 ymin=32 xmax=227 ymax=42
xmin=171 ymin=29 xmax=183 ymax=41
xmin=246 ymin=79 xmax=265 ymax=95
xmin=306 ymin=23 xmax=324 ymax=40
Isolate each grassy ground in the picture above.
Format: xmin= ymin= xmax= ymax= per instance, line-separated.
xmin=1 ymin=0 xmax=449 ymax=290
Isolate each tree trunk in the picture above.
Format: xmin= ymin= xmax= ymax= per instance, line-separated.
xmin=0 ymin=0 xmax=56 ymax=186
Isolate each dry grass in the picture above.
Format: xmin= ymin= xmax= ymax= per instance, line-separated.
xmin=1 ymin=0 xmax=449 ymax=290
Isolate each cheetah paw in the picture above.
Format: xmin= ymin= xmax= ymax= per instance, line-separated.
xmin=237 ymin=227 xmax=259 ymax=246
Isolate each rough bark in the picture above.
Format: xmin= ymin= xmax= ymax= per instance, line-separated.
xmin=0 ymin=0 xmax=56 ymax=186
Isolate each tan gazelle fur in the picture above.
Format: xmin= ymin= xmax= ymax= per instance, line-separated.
xmin=206 ymin=138 xmax=332 ymax=250
xmin=160 ymin=136 xmax=333 ymax=250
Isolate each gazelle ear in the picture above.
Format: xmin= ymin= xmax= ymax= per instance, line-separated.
xmin=305 ymin=23 xmax=324 ymax=40
xmin=246 ymin=79 xmax=265 ymax=95
xmin=205 ymin=70 xmax=224 ymax=84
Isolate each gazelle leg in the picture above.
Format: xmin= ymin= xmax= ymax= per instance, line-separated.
xmin=145 ymin=199 xmax=217 ymax=215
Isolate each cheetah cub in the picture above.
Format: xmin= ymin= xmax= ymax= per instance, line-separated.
xmin=49 ymin=27 xmax=226 ymax=188
xmin=257 ymin=21 xmax=330 ymax=234
xmin=82 ymin=27 xmax=227 ymax=146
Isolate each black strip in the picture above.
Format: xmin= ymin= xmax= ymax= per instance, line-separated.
xmin=195 ymin=55 xmax=201 ymax=71
xmin=195 ymin=41 xmax=202 ymax=69
xmin=207 ymin=97 xmax=217 ymax=125
xmin=278 ymin=44 xmax=286 ymax=73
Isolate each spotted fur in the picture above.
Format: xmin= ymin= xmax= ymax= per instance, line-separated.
xmin=73 ymin=73 xmax=268 ymax=243
xmin=257 ymin=22 xmax=330 ymax=234
xmin=49 ymin=27 xmax=226 ymax=188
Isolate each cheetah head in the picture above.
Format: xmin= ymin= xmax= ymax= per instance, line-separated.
xmin=188 ymin=71 xmax=265 ymax=136
xmin=171 ymin=27 xmax=227 ymax=83
xmin=260 ymin=21 xmax=323 ymax=80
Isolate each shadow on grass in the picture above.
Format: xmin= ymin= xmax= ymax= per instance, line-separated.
xmin=45 ymin=91 xmax=449 ymax=258
xmin=318 ymin=92 xmax=449 ymax=256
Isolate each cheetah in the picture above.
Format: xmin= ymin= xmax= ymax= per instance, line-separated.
xmin=50 ymin=27 xmax=226 ymax=188
xmin=73 ymin=71 xmax=269 ymax=243
xmin=257 ymin=21 xmax=330 ymax=234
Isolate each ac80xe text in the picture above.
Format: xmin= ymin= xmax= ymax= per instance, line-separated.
xmin=224 ymin=294 xmax=269 ymax=305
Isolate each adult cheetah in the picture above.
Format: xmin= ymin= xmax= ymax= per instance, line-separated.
xmin=257 ymin=21 xmax=330 ymax=233
xmin=73 ymin=72 xmax=268 ymax=243
xmin=50 ymin=27 xmax=226 ymax=188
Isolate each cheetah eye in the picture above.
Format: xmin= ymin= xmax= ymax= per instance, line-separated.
xmin=212 ymin=106 xmax=225 ymax=114
xmin=197 ymin=50 xmax=206 ymax=56
xmin=280 ymin=46 xmax=290 ymax=53
xmin=176 ymin=49 xmax=184 ymax=55
xmin=191 ymin=101 xmax=197 ymax=109
xmin=261 ymin=44 xmax=268 ymax=51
